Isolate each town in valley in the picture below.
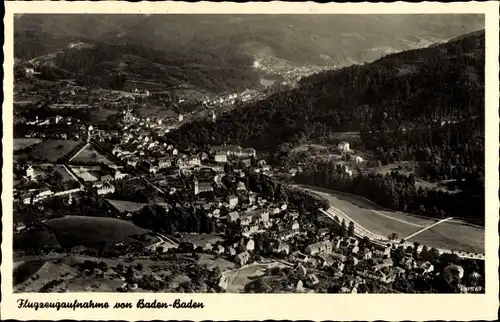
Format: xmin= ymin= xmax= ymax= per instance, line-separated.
xmin=12 ymin=14 xmax=486 ymax=294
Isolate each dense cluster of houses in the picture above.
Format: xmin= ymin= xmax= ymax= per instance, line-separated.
xmin=200 ymin=89 xmax=263 ymax=108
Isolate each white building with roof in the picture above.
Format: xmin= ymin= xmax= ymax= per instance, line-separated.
xmin=338 ymin=141 xmax=350 ymax=153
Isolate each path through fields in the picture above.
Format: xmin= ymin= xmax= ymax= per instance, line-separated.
xmin=404 ymin=217 xmax=454 ymax=240
xmin=371 ymin=210 xmax=425 ymax=228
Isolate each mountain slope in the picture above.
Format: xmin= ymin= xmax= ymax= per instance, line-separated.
xmin=16 ymin=42 xmax=260 ymax=93
xmin=15 ymin=14 xmax=484 ymax=66
xmin=165 ymin=30 xmax=484 ymax=152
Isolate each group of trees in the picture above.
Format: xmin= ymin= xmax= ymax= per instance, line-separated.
xmin=43 ymin=167 xmax=81 ymax=191
xmin=132 ymin=204 xmax=216 ymax=235
xmin=111 ymin=179 xmax=160 ymax=204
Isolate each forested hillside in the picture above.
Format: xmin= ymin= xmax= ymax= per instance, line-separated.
xmin=166 ymin=31 xmax=484 ymax=152
xmin=18 ymin=43 xmax=260 ymax=93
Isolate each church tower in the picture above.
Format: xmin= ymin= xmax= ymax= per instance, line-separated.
xmin=194 ymin=179 xmax=199 ymax=195
xmin=87 ymin=125 xmax=93 ymax=143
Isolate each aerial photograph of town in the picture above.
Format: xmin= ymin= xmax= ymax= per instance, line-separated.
xmin=12 ymin=14 xmax=485 ymax=294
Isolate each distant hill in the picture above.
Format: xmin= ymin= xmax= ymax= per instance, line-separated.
xmin=17 ymin=42 xmax=260 ymax=93
xmin=15 ymin=14 xmax=484 ymax=66
xmin=165 ymin=30 xmax=485 ymax=152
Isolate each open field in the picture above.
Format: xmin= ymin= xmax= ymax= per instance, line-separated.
xmin=297 ymin=184 xmax=484 ymax=254
xmin=14 ymin=138 xmax=43 ymax=151
xmin=71 ymin=145 xmax=114 ymax=165
xmin=408 ymin=220 xmax=484 ymax=253
xmin=54 ymin=165 xmax=75 ymax=182
xmin=44 ymin=216 xmax=157 ymax=250
xmin=106 ymin=199 xmax=148 ymax=213
xmin=70 ymin=165 xmax=101 ymax=181
xmin=17 ymin=140 xmax=82 ymax=162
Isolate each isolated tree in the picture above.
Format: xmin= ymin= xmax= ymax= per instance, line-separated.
xmin=347 ymin=221 xmax=355 ymax=237
xmin=340 ymin=220 xmax=348 ymax=238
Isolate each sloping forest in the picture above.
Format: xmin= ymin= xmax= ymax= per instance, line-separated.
xmin=19 ymin=42 xmax=261 ymax=93
xmin=166 ymin=31 xmax=484 ymax=152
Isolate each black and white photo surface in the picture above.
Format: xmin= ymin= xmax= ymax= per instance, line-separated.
xmin=10 ymin=12 xmax=488 ymax=294
xmin=2 ymin=2 xmax=499 ymax=321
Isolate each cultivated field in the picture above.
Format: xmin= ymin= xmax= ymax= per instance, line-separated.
xmin=297 ymin=185 xmax=484 ymax=254
xmin=71 ymin=145 xmax=114 ymax=165
xmin=14 ymin=138 xmax=43 ymax=151
xmin=44 ymin=216 xmax=157 ymax=250
xmin=17 ymin=140 xmax=82 ymax=162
